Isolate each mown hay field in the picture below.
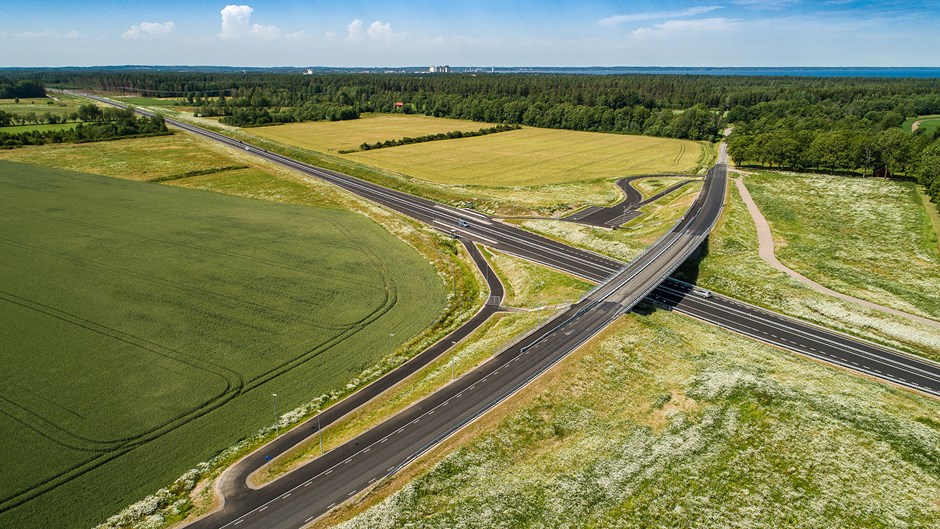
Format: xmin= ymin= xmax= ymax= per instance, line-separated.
xmin=0 ymin=161 xmax=445 ymax=529
xmin=245 ymin=114 xmax=704 ymax=187
xmin=249 ymin=113 xmax=495 ymax=154
xmin=348 ymin=126 xmax=703 ymax=186
xmin=0 ymin=122 xmax=76 ymax=133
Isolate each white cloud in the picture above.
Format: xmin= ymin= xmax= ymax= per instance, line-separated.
xmin=219 ymin=5 xmax=283 ymax=41
xmin=219 ymin=4 xmax=252 ymax=39
xmin=285 ymin=30 xmax=306 ymax=41
xmin=346 ymin=19 xmax=406 ymax=42
xmin=599 ymin=6 xmax=722 ymax=27
xmin=325 ymin=31 xmax=338 ymax=40
xmin=250 ymin=23 xmax=280 ymax=41
xmin=630 ymin=17 xmax=738 ymax=38
xmin=346 ymin=19 xmax=364 ymax=41
xmin=65 ymin=29 xmax=80 ymax=39
xmin=123 ymin=21 xmax=174 ymax=39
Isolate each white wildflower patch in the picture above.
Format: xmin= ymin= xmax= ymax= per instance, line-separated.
xmin=334 ymin=313 xmax=940 ymax=529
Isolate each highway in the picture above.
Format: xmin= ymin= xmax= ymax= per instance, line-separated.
xmin=77 ymin=93 xmax=940 ymax=527
xmin=183 ymin=130 xmax=728 ymax=529
xmin=650 ymin=278 xmax=940 ymax=398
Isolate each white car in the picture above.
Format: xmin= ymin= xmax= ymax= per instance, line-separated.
xmin=692 ymin=288 xmax=713 ymax=298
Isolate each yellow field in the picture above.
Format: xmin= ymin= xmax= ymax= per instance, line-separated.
xmin=348 ymin=126 xmax=702 ymax=186
xmin=248 ymin=113 xmax=494 ymax=153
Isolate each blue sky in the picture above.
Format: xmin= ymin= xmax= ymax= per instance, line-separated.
xmin=1 ymin=1 xmax=937 ymax=67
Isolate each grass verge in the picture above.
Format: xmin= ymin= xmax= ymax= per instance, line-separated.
xmin=250 ymin=249 xmax=592 ymax=488
xmin=510 ymin=181 xmax=702 ymax=263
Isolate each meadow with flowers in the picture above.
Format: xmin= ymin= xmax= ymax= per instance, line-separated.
xmin=325 ymin=309 xmax=940 ymax=529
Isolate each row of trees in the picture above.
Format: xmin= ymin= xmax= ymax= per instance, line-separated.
xmin=919 ymin=141 xmax=940 ymax=206
xmin=352 ymin=124 xmax=521 ymax=153
xmin=216 ymin=103 xmax=358 ymax=126
xmin=728 ymin=128 xmax=937 ymax=175
xmin=0 ymin=106 xmax=168 ymax=148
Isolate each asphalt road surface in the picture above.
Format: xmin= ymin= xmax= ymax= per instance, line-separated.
xmin=650 ymin=278 xmax=940 ymax=398
xmin=565 ymin=175 xmax=699 ymax=228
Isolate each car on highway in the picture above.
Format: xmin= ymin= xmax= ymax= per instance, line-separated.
xmin=458 ymin=219 xmax=470 ymax=228
xmin=691 ymin=288 xmax=713 ymax=298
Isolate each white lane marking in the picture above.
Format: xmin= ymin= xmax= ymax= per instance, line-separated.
xmin=260 ymin=506 xmax=268 ymax=511
xmin=431 ymin=219 xmax=498 ymax=244
xmin=305 ymin=516 xmax=315 ymax=523
xmin=348 ymin=490 xmax=357 ymax=496
xmin=436 ymin=205 xmax=493 ymax=224
xmin=659 ymin=284 xmax=940 ymax=383
xmin=369 ymin=477 xmax=377 ymax=484
xmin=363 ymin=448 xmax=370 ymax=453
xmin=328 ymin=503 xmax=336 ymax=509
xmin=283 ymin=493 xmax=291 ymax=498
xmin=304 ymin=481 xmax=312 ymax=487
xmin=325 ymin=469 xmax=332 ymax=474
xmin=233 ymin=521 xmax=243 ymax=526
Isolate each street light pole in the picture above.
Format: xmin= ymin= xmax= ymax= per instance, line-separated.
xmin=317 ymin=409 xmax=323 ymax=455
xmin=272 ymin=393 xmax=279 ymax=436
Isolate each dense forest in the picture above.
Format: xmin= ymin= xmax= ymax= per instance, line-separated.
xmin=0 ymin=78 xmax=45 ymax=99
xmin=5 ymin=71 xmax=940 ymax=208
xmin=0 ymin=103 xmax=169 ymax=148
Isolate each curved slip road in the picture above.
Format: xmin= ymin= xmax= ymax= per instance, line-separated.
xmin=565 ymin=175 xmax=700 ymax=229
xmin=201 ymin=239 xmax=505 ymax=519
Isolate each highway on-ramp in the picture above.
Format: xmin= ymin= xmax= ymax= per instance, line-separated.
xmin=184 ymin=139 xmax=728 ymax=529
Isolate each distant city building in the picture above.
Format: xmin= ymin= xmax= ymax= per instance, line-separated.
xmin=303 ymin=68 xmax=314 ymax=75
xmin=428 ymin=65 xmax=450 ymax=73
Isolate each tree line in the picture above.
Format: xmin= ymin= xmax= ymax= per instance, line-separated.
xmin=0 ymin=104 xmax=169 ymax=148
xmin=0 ymin=78 xmax=45 ymax=99
xmin=10 ymin=70 xmax=940 ymax=208
xmin=347 ymin=124 xmax=521 ymax=153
